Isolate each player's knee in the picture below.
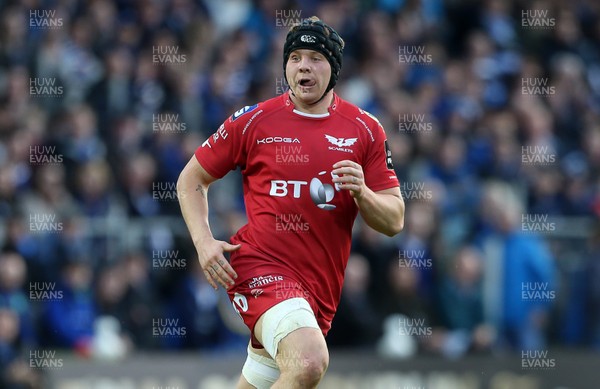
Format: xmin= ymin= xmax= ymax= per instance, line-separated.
xmin=278 ymin=342 xmax=328 ymax=386
xmin=297 ymin=350 xmax=328 ymax=385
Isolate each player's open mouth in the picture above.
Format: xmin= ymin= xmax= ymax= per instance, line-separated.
xmin=298 ymin=78 xmax=316 ymax=88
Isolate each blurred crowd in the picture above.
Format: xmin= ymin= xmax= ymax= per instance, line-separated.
xmin=1 ymin=0 xmax=600 ymax=386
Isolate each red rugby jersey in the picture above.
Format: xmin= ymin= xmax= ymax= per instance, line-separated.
xmin=195 ymin=91 xmax=399 ymax=330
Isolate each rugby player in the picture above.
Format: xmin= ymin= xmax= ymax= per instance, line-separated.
xmin=178 ymin=16 xmax=404 ymax=389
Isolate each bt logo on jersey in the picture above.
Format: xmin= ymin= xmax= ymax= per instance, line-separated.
xmin=269 ymin=171 xmax=340 ymax=210
xmin=270 ymin=180 xmax=306 ymax=198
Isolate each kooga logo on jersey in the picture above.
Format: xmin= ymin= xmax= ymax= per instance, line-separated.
xmin=257 ymin=137 xmax=300 ymax=144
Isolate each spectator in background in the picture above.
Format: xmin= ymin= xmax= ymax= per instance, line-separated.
xmin=586 ymin=224 xmax=600 ymax=350
xmin=121 ymin=152 xmax=160 ymax=217
xmin=19 ymin=164 xmax=78 ymax=222
xmin=426 ymin=135 xmax=478 ymax=248
xmin=0 ymin=166 xmax=19 ymax=218
xmin=328 ymin=253 xmax=381 ymax=349
xmin=486 ymin=111 xmax=521 ymax=181
xmin=131 ymin=52 xmax=166 ymax=120
xmin=0 ymin=253 xmax=35 ymax=349
xmin=17 ymin=164 xmax=80 ymax=281
xmin=351 ymin=220 xmax=396 ymax=309
xmin=74 ymin=160 xmax=125 ymax=265
xmin=85 ymin=0 xmax=119 ymax=53
xmin=0 ymin=6 xmax=31 ymax=66
xmin=2 ymin=217 xmax=43 ymax=282
xmin=393 ymin=201 xmax=438 ymax=300
xmin=87 ymin=47 xmax=135 ymax=127
xmin=151 ymin=129 xmax=188 ymax=214
xmin=42 ymin=257 xmax=96 ymax=354
xmin=59 ymin=104 xmax=106 ymax=164
xmin=121 ymin=252 xmax=159 ymax=349
xmin=0 ymin=308 xmax=42 ymax=389
xmin=74 ymin=160 xmax=117 ymax=218
xmin=376 ymin=252 xmax=436 ymax=354
xmin=476 ymin=181 xmax=556 ymax=351
xmin=96 ymin=263 xmax=129 ymax=327
xmin=376 ymin=250 xmax=436 ymax=359
xmin=2 ymin=66 xmax=32 ymax=125
xmin=435 ymin=245 xmax=494 ymax=358
xmin=56 ymin=17 xmax=104 ymax=105
xmin=169 ymin=256 xmax=246 ymax=351
xmin=383 ymin=257 xmax=434 ymax=322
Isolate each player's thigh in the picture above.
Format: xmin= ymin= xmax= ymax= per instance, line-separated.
xmin=253 ymin=297 xmax=321 ymax=358
xmin=249 ymin=325 xmax=329 ymax=370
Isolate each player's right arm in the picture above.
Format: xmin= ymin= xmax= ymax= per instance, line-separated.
xmin=179 ymin=105 xmax=257 ymax=289
xmin=177 ymin=157 xmax=239 ymax=290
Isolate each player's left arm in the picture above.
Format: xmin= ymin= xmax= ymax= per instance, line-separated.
xmin=332 ymin=160 xmax=404 ymax=237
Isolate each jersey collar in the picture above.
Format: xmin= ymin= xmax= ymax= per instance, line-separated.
xmin=284 ymin=91 xmax=339 ymax=118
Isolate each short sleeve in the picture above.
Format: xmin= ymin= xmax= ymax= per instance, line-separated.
xmin=194 ymin=105 xmax=258 ymax=178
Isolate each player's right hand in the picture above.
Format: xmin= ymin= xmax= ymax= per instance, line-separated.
xmin=196 ymin=239 xmax=240 ymax=290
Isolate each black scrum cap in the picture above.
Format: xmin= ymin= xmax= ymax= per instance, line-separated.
xmin=283 ymin=16 xmax=345 ymax=96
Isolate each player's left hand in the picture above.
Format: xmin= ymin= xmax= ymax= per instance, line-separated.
xmin=332 ymin=160 xmax=367 ymax=199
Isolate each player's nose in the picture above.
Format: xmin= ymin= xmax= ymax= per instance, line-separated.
xmin=297 ymin=56 xmax=311 ymax=71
